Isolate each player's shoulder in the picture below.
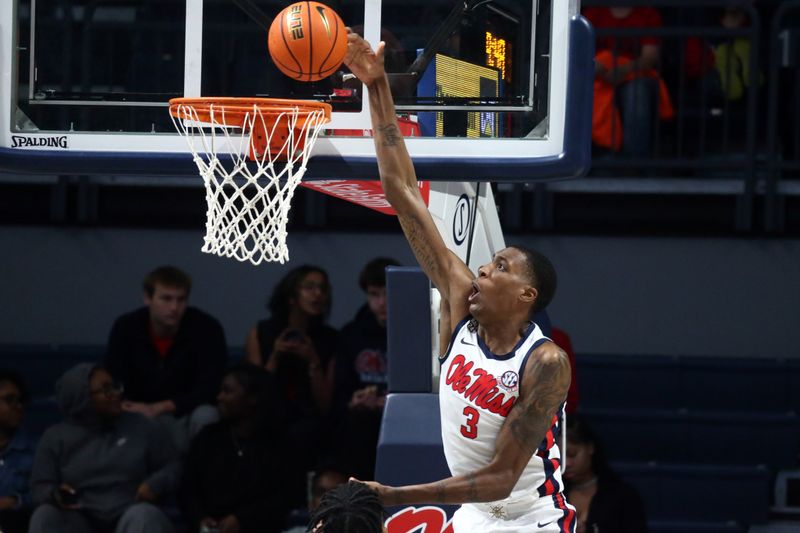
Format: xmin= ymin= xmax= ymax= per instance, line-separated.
xmin=528 ymin=339 xmax=569 ymax=367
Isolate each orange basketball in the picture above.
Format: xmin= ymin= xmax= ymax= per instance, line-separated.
xmin=268 ymin=1 xmax=347 ymax=82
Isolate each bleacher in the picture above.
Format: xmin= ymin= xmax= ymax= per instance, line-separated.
xmin=577 ymin=353 xmax=800 ymax=532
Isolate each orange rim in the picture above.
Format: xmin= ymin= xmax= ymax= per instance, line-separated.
xmin=168 ymin=97 xmax=332 ymax=126
xmin=169 ymin=97 xmax=332 ymax=160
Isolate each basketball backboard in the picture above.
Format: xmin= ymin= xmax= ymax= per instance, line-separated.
xmin=0 ymin=0 xmax=592 ymax=182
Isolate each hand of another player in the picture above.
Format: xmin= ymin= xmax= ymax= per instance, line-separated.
xmin=349 ymin=478 xmax=393 ymax=505
xmin=343 ymin=29 xmax=386 ymax=87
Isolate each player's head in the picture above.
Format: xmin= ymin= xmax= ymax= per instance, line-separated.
xmin=471 ymin=246 xmax=556 ymax=322
xmin=269 ymin=265 xmax=332 ymax=322
xmin=309 ymin=480 xmax=386 ymax=533
xmin=359 ymin=257 xmax=400 ymax=326
xmin=142 ymin=266 xmax=191 ymax=332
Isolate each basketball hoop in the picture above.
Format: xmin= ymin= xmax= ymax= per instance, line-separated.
xmin=168 ymin=97 xmax=331 ymax=265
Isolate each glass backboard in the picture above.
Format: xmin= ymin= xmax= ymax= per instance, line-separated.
xmin=0 ymin=0 xmax=593 ymax=181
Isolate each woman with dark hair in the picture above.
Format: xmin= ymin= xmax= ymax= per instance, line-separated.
xmin=180 ymin=364 xmax=290 ymax=533
xmin=0 ymin=370 xmax=34 ymax=533
xmin=244 ymin=265 xmax=339 ymax=508
xmin=245 ymin=265 xmax=338 ymax=417
xmin=564 ymin=414 xmax=648 ymax=533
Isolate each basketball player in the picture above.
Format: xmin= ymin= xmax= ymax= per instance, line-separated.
xmin=343 ymin=31 xmax=576 ymax=532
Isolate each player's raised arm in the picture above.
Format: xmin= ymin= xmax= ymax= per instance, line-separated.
xmin=343 ymin=31 xmax=472 ymax=309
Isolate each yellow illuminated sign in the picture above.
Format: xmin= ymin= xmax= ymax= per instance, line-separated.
xmin=434 ymin=54 xmax=500 ymax=138
xmin=486 ymin=31 xmax=510 ymax=82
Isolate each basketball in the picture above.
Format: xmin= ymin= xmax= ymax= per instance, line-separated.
xmin=268 ymin=1 xmax=347 ymax=82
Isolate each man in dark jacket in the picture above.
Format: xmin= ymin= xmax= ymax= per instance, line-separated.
xmin=332 ymin=258 xmax=399 ymax=479
xmin=105 ymin=266 xmax=227 ymax=451
xmin=28 ymin=363 xmax=178 ymax=533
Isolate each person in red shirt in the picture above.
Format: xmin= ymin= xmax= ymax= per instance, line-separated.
xmin=105 ymin=266 xmax=227 ymax=452
xmin=583 ymin=7 xmax=664 ymax=157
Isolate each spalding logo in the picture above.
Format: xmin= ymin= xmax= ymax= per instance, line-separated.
xmin=386 ymin=506 xmax=454 ymax=533
xmin=11 ymin=135 xmax=68 ymax=149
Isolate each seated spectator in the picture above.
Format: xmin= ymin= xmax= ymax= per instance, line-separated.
xmin=105 ymin=266 xmax=227 ymax=452
xmin=564 ymin=414 xmax=648 ymax=533
xmin=180 ymin=364 xmax=290 ymax=533
xmin=29 ymin=363 xmax=179 ymax=533
xmin=308 ymin=481 xmax=385 ymax=533
xmin=244 ymin=265 xmax=339 ymax=505
xmin=0 ymin=370 xmax=35 ymax=533
xmin=282 ymin=465 xmax=348 ymax=533
xmin=583 ymin=6 xmax=673 ymax=157
xmin=333 ymin=258 xmax=399 ymax=480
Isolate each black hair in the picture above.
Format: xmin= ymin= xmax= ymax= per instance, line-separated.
xmin=268 ymin=265 xmax=332 ymax=323
xmin=566 ymin=413 xmax=615 ymax=480
xmin=142 ymin=265 xmax=192 ymax=297
xmin=223 ymin=363 xmax=281 ymax=428
xmin=508 ymin=245 xmax=557 ymax=315
xmin=358 ymin=257 xmax=401 ymax=291
xmin=0 ymin=369 xmax=29 ymax=404
xmin=308 ymin=481 xmax=385 ymax=533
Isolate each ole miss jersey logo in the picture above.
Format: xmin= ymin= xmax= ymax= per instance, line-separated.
xmin=445 ymin=354 xmax=516 ymax=417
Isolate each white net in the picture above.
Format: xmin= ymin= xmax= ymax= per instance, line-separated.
xmin=169 ymin=99 xmax=330 ymax=265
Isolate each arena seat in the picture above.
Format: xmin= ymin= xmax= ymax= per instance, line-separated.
xmin=614 ymin=462 xmax=770 ymax=524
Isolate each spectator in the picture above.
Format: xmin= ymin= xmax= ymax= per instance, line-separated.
xmin=332 ymin=258 xmax=399 ymax=480
xmin=0 ymin=370 xmax=34 ymax=533
xmin=29 ymin=363 xmax=178 ymax=533
xmin=180 ymin=364 xmax=291 ymax=533
xmin=714 ymin=5 xmax=761 ymax=102
xmin=550 ymin=327 xmax=580 ymax=414
xmin=282 ymin=466 xmax=348 ymax=533
xmin=583 ymin=6 xmax=673 ymax=157
xmin=564 ymin=414 xmax=648 ymax=533
xmin=105 ymin=265 xmax=227 ymax=452
xmin=244 ymin=265 xmax=339 ymax=505
xmin=308 ymin=481 xmax=385 ymax=533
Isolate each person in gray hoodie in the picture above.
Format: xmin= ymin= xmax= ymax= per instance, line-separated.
xmin=28 ymin=363 xmax=178 ymax=533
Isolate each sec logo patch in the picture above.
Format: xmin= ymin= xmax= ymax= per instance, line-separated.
xmin=499 ymin=370 xmax=519 ymax=392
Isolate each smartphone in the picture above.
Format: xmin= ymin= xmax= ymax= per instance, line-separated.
xmin=284 ymin=329 xmax=304 ymax=342
xmin=58 ymin=487 xmax=79 ymax=506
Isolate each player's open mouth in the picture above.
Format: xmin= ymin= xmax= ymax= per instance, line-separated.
xmin=468 ymin=282 xmax=479 ymax=302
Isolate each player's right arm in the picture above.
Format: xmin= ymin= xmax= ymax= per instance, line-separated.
xmin=344 ymin=31 xmax=473 ymax=317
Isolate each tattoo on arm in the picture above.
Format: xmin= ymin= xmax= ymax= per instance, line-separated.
xmin=376 ymin=123 xmax=401 ymax=147
xmin=435 ymin=481 xmax=446 ymax=503
xmin=398 ymin=215 xmax=441 ymax=282
xmin=509 ymin=350 xmax=571 ymax=454
xmin=466 ymin=472 xmax=479 ymax=501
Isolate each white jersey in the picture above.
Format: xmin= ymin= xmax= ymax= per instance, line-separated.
xmin=439 ymin=316 xmax=567 ymax=504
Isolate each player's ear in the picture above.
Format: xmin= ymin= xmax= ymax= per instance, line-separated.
xmin=520 ymin=285 xmax=538 ymax=305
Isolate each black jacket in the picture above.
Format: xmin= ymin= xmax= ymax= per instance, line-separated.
xmin=180 ymin=421 xmax=290 ymax=533
xmin=105 ymin=307 xmax=227 ymax=416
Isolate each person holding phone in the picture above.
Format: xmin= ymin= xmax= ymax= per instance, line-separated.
xmin=28 ymin=363 xmax=179 ymax=533
xmin=244 ymin=265 xmax=339 ymax=508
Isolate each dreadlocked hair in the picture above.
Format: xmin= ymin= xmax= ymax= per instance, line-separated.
xmin=308 ymin=481 xmax=385 ymax=533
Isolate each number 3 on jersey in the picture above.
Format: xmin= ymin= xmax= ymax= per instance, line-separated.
xmin=460 ymin=406 xmax=480 ymax=439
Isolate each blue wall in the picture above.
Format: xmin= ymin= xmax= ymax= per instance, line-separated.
xmin=1 ymin=226 xmax=798 ymax=358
